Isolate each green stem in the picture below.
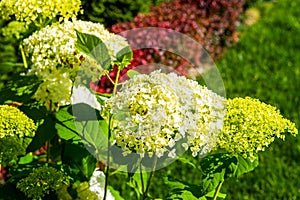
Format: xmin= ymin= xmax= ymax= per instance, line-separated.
xmin=140 ymin=162 xmax=145 ymax=195
xmin=20 ymin=44 xmax=28 ymax=68
xmin=106 ymin=73 xmax=116 ymax=85
xmin=103 ymin=67 xmax=122 ymax=200
xmin=103 ymin=114 xmax=112 ymax=200
xmin=142 ymin=156 xmax=158 ymax=200
xmin=112 ymin=67 xmax=121 ymax=95
xmin=213 ymin=180 xmax=224 ymax=200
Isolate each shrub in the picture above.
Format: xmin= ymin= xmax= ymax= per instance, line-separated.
xmin=80 ymin=0 xmax=168 ymax=27
xmin=111 ymin=0 xmax=245 ymax=60
xmin=92 ymin=0 xmax=245 ymax=93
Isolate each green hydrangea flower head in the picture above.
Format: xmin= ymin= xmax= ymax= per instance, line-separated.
xmin=17 ymin=166 xmax=70 ymax=199
xmin=0 ymin=105 xmax=36 ymax=165
xmin=217 ymin=97 xmax=298 ymax=160
xmin=103 ymin=71 xmax=225 ymax=158
xmin=0 ymin=105 xmax=36 ymax=138
xmin=0 ymin=0 xmax=82 ymax=26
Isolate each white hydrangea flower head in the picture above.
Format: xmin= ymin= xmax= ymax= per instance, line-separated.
xmin=103 ymin=71 xmax=225 ymax=158
xmin=71 ymin=85 xmax=101 ymax=111
xmin=22 ymin=20 xmax=130 ymax=107
xmin=89 ymin=170 xmax=115 ymax=200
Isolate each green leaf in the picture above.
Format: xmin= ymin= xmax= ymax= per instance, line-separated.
xmin=164 ymin=177 xmax=202 ymax=200
xmin=177 ymin=157 xmax=196 ymax=169
xmin=27 ymin=115 xmax=57 ymax=152
xmin=108 ymin=186 xmax=125 ymax=200
xmin=71 ymin=103 xmax=103 ymax=122
xmin=74 ymin=119 xmax=109 ymax=152
xmin=0 ymin=75 xmax=40 ymax=104
xmin=62 ymin=143 xmax=97 ymax=180
xmin=18 ymin=153 xmax=34 ymax=165
xmin=127 ymin=172 xmax=149 ymax=199
xmin=234 ymin=154 xmax=259 ymax=177
xmin=76 ymin=31 xmax=111 ymax=70
xmin=95 ymin=92 xmax=111 ymax=105
xmin=56 ymin=104 xmax=109 ymax=154
xmin=55 ymin=105 xmax=81 ymax=141
xmin=127 ymin=69 xmax=140 ymax=79
xmin=115 ymin=46 xmax=133 ymax=69
xmin=200 ymin=153 xmax=238 ymax=194
xmin=205 ymin=190 xmax=227 ymax=199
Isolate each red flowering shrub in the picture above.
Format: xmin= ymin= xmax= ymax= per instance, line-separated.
xmin=92 ymin=0 xmax=245 ymax=93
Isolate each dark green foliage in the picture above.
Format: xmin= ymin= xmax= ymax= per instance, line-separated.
xmin=0 ymin=20 xmax=23 ymax=91
xmin=80 ymin=0 xmax=168 ymax=27
xmin=216 ymin=0 xmax=300 ymax=199
xmin=16 ymin=165 xmax=70 ymax=199
xmin=0 ymin=136 xmax=32 ymax=166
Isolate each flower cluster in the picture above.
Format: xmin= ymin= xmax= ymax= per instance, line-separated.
xmin=218 ymin=97 xmax=298 ymax=160
xmin=88 ymin=170 xmax=115 ymax=200
xmin=0 ymin=0 xmax=82 ymax=26
xmin=103 ymin=71 xmax=225 ymax=158
xmin=0 ymin=105 xmax=36 ymax=138
xmin=22 ymin=20 xmax=130 ymax=107
xmin=17 ymin=166 xmax=69 ymax=199
xmin=0 ymin=105 xmax=36 ymax=165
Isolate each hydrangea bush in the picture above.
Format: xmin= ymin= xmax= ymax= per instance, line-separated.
xmin=0 ymin=0 xmax=298 ymax=200
xmin=22 ymin=20 xmax=130 ymax=108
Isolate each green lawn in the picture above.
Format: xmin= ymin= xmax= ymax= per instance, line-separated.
xmin=216 ymin=0 xmax=300 ymax=199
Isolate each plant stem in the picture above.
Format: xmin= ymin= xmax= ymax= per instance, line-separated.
xmin=140 ymin=162 xmax=145 ymax=195
xmin=142 ymin=156 xmax=158 ymax=200
xmin=112 ymin=67 xmax=121 ymax=95
xmin=106 ymin=73 xmax=116 ymax=85
xmin=213 ymin=180 xmax=224 ymax=200
xmin=19 ymin=44 xmax=28 ymax=68
xmin=103 ymin=114 xmax=112 ymax=200
xmin=46 ymin=140 xmax=50 ymax=163
xmin=103 ymin=67 xmax=122 ymax=200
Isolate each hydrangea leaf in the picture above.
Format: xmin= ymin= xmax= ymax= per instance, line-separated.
xmin=62 ymin=143 xmax=97 ymax=180
xmin=0 ymin=75 xmax=40 ymax=104
xmin=26 ymin=115 xmax=56 ymax=152
xmin=127 ymin=69 xmax=140 ymax=79
xmin=234 ymin=154 xmax=259 ymax=178
xmin=76 ymin=31 xmax=111 ymax=70
xmin=56 ymin=104 xmax=108 ymax=154
xmin=55 ymin=105 xmax=81 ymax=142
xmin=164 ymin=177 xmax=204 ymax=199
xmin=200 ymin=153 xmax=238 ymax=194
xmin=107 ymin=186 xmax=125 ymax=200
xmin=115 ymin=46 xmax=133 ymax=69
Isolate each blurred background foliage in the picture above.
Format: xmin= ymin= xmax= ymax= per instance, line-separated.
xmin=79 ymin=0 xmax=169 ymax=27
xmin=0 ymin=20 xmax=24 ymax=91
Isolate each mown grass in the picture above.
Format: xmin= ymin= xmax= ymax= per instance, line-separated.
xmin=216 ymin=0 xmax=300 ymax=199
